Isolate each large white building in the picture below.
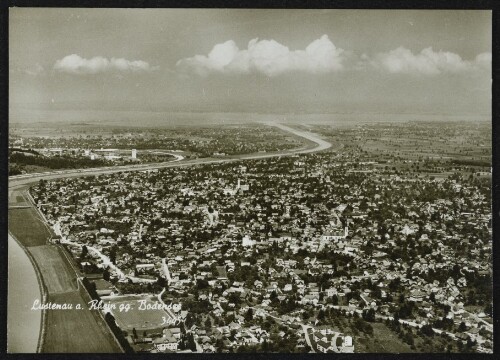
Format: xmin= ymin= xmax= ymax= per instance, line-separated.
xmin=242 ymin=234 xmax=255 ymax=247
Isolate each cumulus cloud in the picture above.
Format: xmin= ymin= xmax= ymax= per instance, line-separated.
xmin=473 ymin=52 xmax=492 ymax=71
xmin=54 ymin=54 xmax=157 ymax=74
xmin=176 ymin=35 xmax=347 ymax=76
xmin=369 ymin=47 xmax=491 ymax=75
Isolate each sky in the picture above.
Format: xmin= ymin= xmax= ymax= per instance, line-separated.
xmin=9 ymin=9 xmax=492 ymax=116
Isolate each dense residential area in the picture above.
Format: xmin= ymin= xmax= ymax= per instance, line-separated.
xmin=28 ymin=122 xmax=492 ymax=353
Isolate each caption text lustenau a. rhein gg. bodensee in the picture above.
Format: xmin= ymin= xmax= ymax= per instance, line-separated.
xmin=31 ymin=298 xmax=181 ymax=312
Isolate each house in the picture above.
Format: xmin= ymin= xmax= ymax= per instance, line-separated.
xmin=168 ymin=327 xmax=182 ymax=339
xmin=136 ymin=263 xmax=155 ymax=271
xmin=216 ymin=266 xmax=228 ymax=281
xmin=409 ymin=289 xmax=426 ymax=302
xmin=317 ymin=340 xmax=332 ymax=353
xmin=325 ymin=287 xmax=338 ymax=297
xmin=93 ymin=279 xmax=116 ymax=296
xmin=153 ymin=333 xmax=178 ymax=352
xmin=301 ymin=294 xmax=319 ymax=305
xmin=321 ymin=228 xmax=348 ymax=242
xmin=348 ymin=298 xmax=359 ymax=310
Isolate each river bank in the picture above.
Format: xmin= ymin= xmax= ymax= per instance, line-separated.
xmin=7 ymin=234 xmax=43 ymax=353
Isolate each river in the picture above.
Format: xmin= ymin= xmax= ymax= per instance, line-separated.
xmin=7 ymin=234 xmax=42 ymax=353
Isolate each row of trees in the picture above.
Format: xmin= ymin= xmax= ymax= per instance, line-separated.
xmin=10 ymin=152 xmax=109 ymax=169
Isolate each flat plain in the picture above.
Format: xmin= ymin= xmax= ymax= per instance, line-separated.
xmin=28 ymin=245 xmax=78 ymax=293
xmin=9 ymin=207 xmax=52 ymax=247
xmin=42 ymin=291 xmax=122 ymax=353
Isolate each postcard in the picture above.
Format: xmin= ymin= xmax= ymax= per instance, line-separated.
xmin=7 ymin=7 xmax=493 ymax=354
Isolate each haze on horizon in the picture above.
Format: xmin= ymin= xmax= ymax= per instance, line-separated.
xmin=9 ymin=9 xmax=492 ymax=120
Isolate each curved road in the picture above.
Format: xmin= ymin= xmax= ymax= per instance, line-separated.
xmin=9 ymin=123 xmax=332 ymax=189
xmin=8 ymin=122 xmax=332 ymax=353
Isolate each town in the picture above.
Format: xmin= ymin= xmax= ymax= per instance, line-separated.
xmin=9 ymin=124 xmax=302 ymax=175
xmin=27 ymin=121 xmax=492 ymax=353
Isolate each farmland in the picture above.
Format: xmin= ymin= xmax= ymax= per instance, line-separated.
xmin=314 ymin=121 xmax=491 ymax=166
xmin=42 ymin=291 xmax=122 ymax=353
xmin=8 ymin=207 xmax=52 ymax=247
xmin=28 ymin=245 xmax=77 ymax=293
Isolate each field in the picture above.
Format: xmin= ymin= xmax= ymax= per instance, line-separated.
xmin=357 ymin=323 xmax=413 ymax=353
xmin=105 ymin=296 xmax=175 ymax=333
xmin=8 ymin=207 xmax=52 ymax=247
xmin=42 ymin=291 xmax=122 ymax=353
xmin=28 ymin=245 xmax=77 ymax=293
xmin=327 ymin=314 xmax=413 ymax=353
xmin=9 ymin=188 xmax=53 ymax=247
xmin=313 ymin=121 xmax=491 ymax=165
xmin=23 ymin=244 xmax=122 ymax=353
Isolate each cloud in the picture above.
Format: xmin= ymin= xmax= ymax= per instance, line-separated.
xmin=369 ymin=47 xmax=491 ymax=75
xmin=474 ymin=52 xmax=492 ymax=71
xmin=54 ymin=54 xmax=157 ymax=74
xmin=24 ymin=63 xmax=45 ymax=76
xmin=176 ymin=35 xmax=347 ymax=77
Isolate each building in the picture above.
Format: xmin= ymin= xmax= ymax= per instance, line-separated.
xmin=321 ymin=227 xmax=348 ymax=242
xmin=242 ymin=235 xmax=255 ymax=247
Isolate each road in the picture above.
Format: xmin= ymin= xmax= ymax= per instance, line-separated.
xmin=55 ymin=225 xmax=157 ymax=284
xmin=246 ymin=305 xmax=316 ymax=352
xmin=8 ymin=123 xmax=332 ymax=188
xmin=301 ymin=324 xmax=316 ymax=353
xmin=7 ymin=122 xmax=333 ymax=353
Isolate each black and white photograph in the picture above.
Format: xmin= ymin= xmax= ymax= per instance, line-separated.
xmin=6 ymin=7 xmax=493 ymax=354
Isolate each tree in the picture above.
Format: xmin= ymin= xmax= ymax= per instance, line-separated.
xmin=420 ymin=324 xmax=434 ymax=337
xmin=185 ymin=314 xmax=195 ymax=329
xmin=245 ymin=308 xmax=254 ymax=322
xmin=362 ymin=308 xmax=376 ymax=322
xmin=317 ymin=309 xmax=326 ymax=321
xmin=388 ymin=277 xmax=401 ymax=292
xmin=466 ymin=337 xmax=476 ymax=349
xmin=261 ymin=339 xmax=269 ymax=352
xmin=329 ymin=295 xmax=339 ymax=305
xmin=109 ymin=246 xmax=117 ymax=264
xmin=215 ymin=338 xmax=224 ymax=352
xmin=270 ymin=291 xmax=278 ymax=303
xmin=484 ymin=303 xmax=493 ymax=317
xmin=205 ymin=317 xmax=212 ymax=329
xmin=186 ymin=333 xmax=197 ymax=351
xmin=458 ymin=321 xmax=467 ymax=332
xmin=132 ymin=327 xmax=138 ymax=339
xmin=103 ymin=268 xmax=110 ymax=281
xmin=429 ymin=292 xmax=436 ymax=303
xmin=404 ymin=332 xmax=414 ymax=346
xmin=81 ymin=245 xmax=88 ymax=258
